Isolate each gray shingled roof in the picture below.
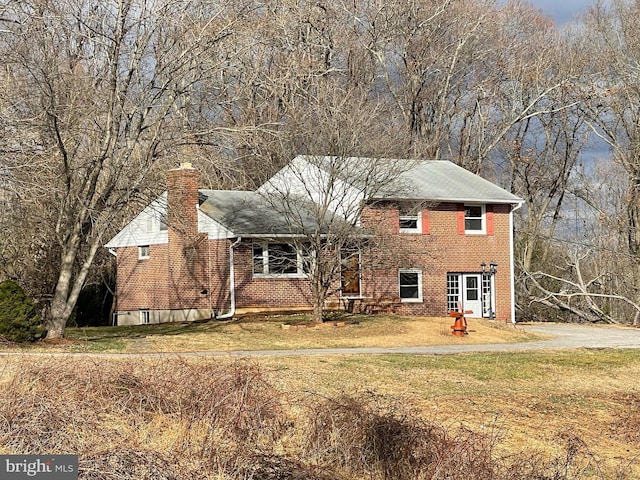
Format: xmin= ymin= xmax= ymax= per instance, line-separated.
xmin=378 ymin=160 xmax=522 ymax=204
xmin=303 ymin=155 xmax=522 ymax=204
xmin=199 ymin=190 xmax=345 ymax=236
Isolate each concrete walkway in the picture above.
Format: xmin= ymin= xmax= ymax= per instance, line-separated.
xmin=2 ymin=323 xmax=639 ymax=358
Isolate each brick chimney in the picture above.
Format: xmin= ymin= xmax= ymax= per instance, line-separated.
xmin=167 ymin=162 xmax=199 ymax=238
xmin=167 ymin=163 xmax=205 ymax=312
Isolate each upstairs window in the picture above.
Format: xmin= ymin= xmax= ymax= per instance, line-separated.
xmin=253 ymin=242 xmax=308 ymax=277
xmin=138 ymin=245 xmax=150 ymax=259
xmin=464 ymin=205 xmax=485 ymax=234
xmin=399 ymin=203 xmax=422 ymax=233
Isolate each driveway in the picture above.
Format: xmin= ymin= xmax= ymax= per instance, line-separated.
xmin=1 ymin=323 xmax=639 ymax=358
xmin=207 ymin=323 xmax=640 ymax=357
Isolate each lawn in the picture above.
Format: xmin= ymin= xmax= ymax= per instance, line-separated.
xmin=0 ymin=316 xmax=637 ymax=479
xmin=17 ymin=314 xmax=539 ymax=353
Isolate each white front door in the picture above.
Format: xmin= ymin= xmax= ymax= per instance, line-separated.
xmin=462 ymin=274 xmax=483 ymax=317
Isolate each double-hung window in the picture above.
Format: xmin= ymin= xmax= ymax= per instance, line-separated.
xmin=399 ymin=203 xmax=422 ymax=233
xmin=253 ymin=242 xmax=308 ymax=277
xmin=464 ymin=205 xmax=485 ymax=234
xmin=398 ymin=269 xmax=422 ymax=302
xmin=159 ymin=212 xmax=168 ymax=231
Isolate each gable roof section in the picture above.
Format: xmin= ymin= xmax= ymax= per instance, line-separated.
xmin=105 ymin=194 xmax=168 ymax=248
xmin=105 ymin=189 xmax=346 ymax=248
xmin=106 ymin=156 xmax=522 ymax=249
xmin=294 ymin=155 xmax=522 ymax=204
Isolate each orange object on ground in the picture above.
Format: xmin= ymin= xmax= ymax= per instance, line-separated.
xmin=449 ymin=310 xmax=471 ymax=336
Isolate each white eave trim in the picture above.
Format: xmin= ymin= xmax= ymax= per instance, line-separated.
xmin=372 ymin=196 xmax=524 ymax=205
xmin=104 ymin=231 xmax=168 ymax=249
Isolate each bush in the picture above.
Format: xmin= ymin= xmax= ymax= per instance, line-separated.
xmin=0 ymin=280 xmax=44 ymax=342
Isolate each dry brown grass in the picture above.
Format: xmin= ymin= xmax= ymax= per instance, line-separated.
xmin=132 ymin=316 xmax=539 ymax=353
xmin=0 ymin=350 xmax=638 ymax=479
xmin=259 ymin=350 xmax=640 ymax=479
xmin=0 ymin=316 xmax=635 ymax=478
xmin=15 ymin=315 xmax=540 ymax=354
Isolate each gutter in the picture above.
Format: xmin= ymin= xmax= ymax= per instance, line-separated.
xmin=108 ymin=248 xmax=117 ymax=257
xmin=217 ymin=236 xmax=242 ymax=319
xmin=509 ymin=202 xmax=524 ymax=324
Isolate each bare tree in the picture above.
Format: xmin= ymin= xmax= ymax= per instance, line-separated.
xmin=523 ymin=247 xmax=640 ymax=325
xmin=576 ymin=0 xmax=640 ymax=322
xmin=254 ymin=66 xmax=415 ymax=321
xmin=0 ymin=0 xmax=239 ymax=337
xmin=260 ymin=154 xmax=419 ymax=324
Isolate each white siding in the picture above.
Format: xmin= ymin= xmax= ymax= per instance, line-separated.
xmin=259 ymin=156 xmax=365 ymax=224
xmin=105 ymin=196 xmax=169 ymax=248
xmin=198 ymin=209 xmax=234 ymax=239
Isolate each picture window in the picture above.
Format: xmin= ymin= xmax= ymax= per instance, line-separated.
xmin=253 ymin=242 xmax=308 ymax=277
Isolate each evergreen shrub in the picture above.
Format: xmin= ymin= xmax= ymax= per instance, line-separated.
xmin=0 ymin=280 xmax=44 ymax=342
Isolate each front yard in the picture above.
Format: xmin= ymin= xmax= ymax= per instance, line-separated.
xmin=9 ymin=314 xmax=538 ymax=353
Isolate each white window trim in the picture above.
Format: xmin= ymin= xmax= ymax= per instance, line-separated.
xmin=138 ymin=245 xmax=150 ymax=260
xmin=253 ymin=241 xmax=308 ymax=278
xmin=140 ymin=310 xmax=150 ymax=324
xmin=399 ymin=211 xmax=422 ymax=234
xmin=398 ymin=269 xmax=423 ymax=303
xmin=464 ymin=204 xmax=486 ymax=235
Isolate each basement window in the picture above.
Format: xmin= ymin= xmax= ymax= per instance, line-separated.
xmin=140 ymin=310 xmax=150 ymax=324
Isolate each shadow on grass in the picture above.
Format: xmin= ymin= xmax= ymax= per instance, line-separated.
xmin=66 ymin=312 xmax=373 ymax=341
xmin=65 ymin=318 xmax=243 ymax=341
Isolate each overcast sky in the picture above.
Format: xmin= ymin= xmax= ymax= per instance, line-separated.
xmin=528 ymin=0 xmax=610 ymax=25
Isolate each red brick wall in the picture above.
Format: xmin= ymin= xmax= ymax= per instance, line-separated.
xmin=116 ymin=239 xmax=232 ymax=313
xmin=117 ymin=244 xmax=172 ymax=311
xmin=233 ymin=242 xmax=314 ymax=309
xmin=115 ymin=190 xmax=515 ymax=321
xmin=359 ymin=202 xmax=514 ymax=321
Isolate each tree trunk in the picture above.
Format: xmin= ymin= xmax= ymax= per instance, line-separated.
xmin=46 ymin=277 xmax=76 ymax=339
xmin=44 ymin=232 xmax=100 ymax=338
xmin=45 ymin=303 xmax=67 ymax=339
xmin=312 ymin=302 xmax=324 ymax=324
xmin=310 ymin=271 xmax=327 ymax=323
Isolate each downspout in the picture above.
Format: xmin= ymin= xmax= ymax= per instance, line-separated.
xmin=509 ymin=202 xmax=524 ymax=325
xmin=217 ymin=237 xmax=242 ymax=319
xmin=108 ymin=248 xmax=117 ymax=257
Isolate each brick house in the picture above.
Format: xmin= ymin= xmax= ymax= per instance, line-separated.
xmin=105 ymin=156 xmax=523 ymax=325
